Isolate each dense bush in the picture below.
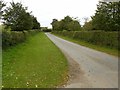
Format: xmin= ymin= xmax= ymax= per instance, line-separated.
xmin=52 ymin=31 xmax=119 ymax=50
xmin=2 ymin=30 xmax=40 ymax=49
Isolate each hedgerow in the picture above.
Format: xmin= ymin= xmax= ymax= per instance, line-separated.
xmin=2 ymin=30 xmax=40 ymax=49
xmin=52 ymin=31 xmax=119 ymax=50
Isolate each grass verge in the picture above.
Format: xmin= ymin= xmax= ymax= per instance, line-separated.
xmin=2 ymin=32 xmax=68 ymax=88
xmin=52 ymin=33 xmax=119 ymax=57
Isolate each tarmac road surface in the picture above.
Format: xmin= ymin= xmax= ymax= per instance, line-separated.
xmin=46 ymin=33 xmax=118 ymax=88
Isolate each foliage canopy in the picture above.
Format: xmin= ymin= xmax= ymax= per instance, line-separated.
xmin=3 ymin=2 xmax=40 ymax=31
xmin=92 ymin=1 xmax=120 ymax=31
xmin=51 ymin=16 xmax=82 ymax=31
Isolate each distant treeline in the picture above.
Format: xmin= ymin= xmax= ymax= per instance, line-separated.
xmin=51 ymin=16 xmax=82 ymax=31
xmin=51 ymin=1 xmax=120 ymax=31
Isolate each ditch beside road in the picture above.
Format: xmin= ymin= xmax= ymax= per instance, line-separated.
xmin=46 ymin=33 xmax=118 ymax=88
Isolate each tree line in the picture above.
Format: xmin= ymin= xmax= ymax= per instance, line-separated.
xmin=51 ymin=16 xmax=82 ymax=31
xmin=1 ymin=1 xmax=119 ymax=31
xmin=51 ymin=1 xmax=120 ymax=31
xmin=0 ymin=1 xmax=40 ymax=31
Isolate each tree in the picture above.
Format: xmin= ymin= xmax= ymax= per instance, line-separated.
xmin=83 ymin=20 xmax=93 ymax=31
xmin=51 ymin=16 xmax=82 ymax=31
xmin=15 ymin=12 xmax=33 ymax=31
xmin=0 ymin=0 xmax=5 ymax=19
xmin=62 ymin=16 xmax=73 ymax=30
xmin=51 ymin=19 xmax=59 ymax=31
xmin=32 ymin=16 xmax=40 ymax=29
xmin=68 ymin=20 xmax=81 ymax=31
xmin=92 ymin=1 xmax=120 ymax=31
xmin=3 ymin=2 xmax=33 ymax=31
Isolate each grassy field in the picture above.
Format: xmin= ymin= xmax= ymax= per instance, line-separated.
xmin=2 ymin=32 xmax=68 ymax=88
xmin=52 ymin=33 xmax=119 ymax=56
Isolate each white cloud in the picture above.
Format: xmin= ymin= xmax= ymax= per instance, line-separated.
xmin=3 ymin=0 xmax=99 ymax=28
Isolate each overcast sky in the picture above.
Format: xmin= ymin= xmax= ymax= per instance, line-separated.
xmin=3 ymin=0 xmax=100 ymax=28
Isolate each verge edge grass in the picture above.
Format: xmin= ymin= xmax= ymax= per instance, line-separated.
xmin=3 ymin=32 xmax=68 ymax=88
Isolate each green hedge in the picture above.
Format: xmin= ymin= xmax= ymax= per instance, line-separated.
xmin=52 ymin=31 xmax=119 ymax=50
xmin=2 ymin=30 xmax=40 ymax=49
